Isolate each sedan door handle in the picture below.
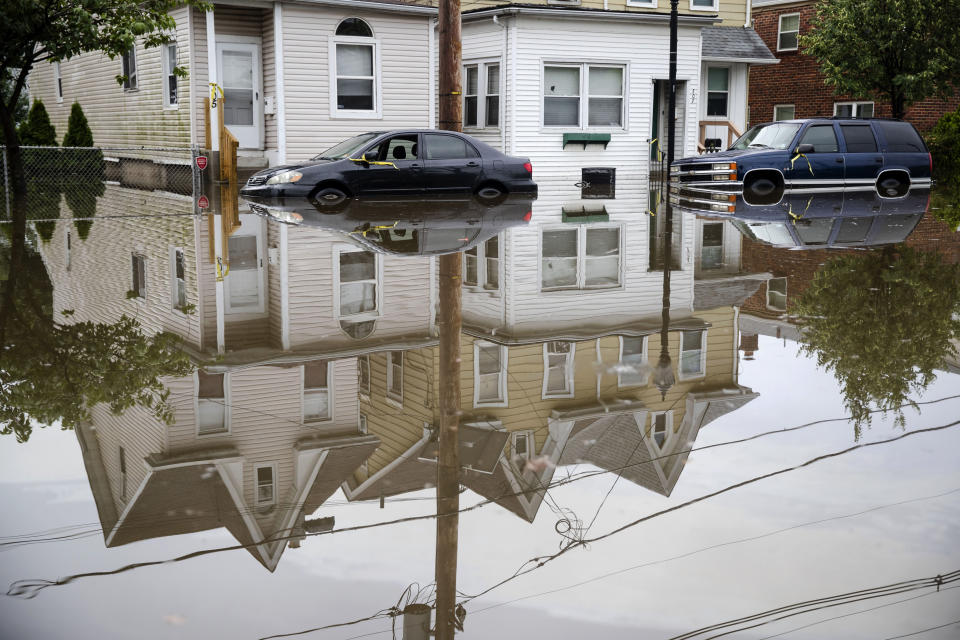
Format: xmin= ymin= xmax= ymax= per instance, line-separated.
xmin=835 ymin=157 xmax=844 ymax=163
xmin=466 ymin=161 xmax=479 ymax=167
xmin=410 ymin=163 xmax=421 ymax=168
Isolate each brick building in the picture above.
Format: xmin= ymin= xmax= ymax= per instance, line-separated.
xmin=748 ymin=0 xmax=959 ymax=131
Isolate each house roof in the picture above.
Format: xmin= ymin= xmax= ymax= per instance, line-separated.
xmin=701 ymin=26 xmax=778 ymax=64
xmin=463 ymin=3 xmax=720 ymax=25
xmin=463 ymin=317 xmax=712 ymax=345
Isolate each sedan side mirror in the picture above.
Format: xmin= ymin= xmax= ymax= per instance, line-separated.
xmin=796 ymin=143 xmax=815 ymax=154
xmin=351 ymin=153 xmax=370 ymax=168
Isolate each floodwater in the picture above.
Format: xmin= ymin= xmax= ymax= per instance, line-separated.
xmin=1 ymin=156 xmax=959 ymax=640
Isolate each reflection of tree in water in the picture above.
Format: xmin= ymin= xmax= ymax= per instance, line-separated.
xmin=794 ymin=246 xmax=960 ymax=438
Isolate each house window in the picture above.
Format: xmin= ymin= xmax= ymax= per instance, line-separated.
xmin=679 ymin=330 xmax=706 ymax=379
xmin=303 ymin=361 xmax=330 ymax=422
xmin=53 ymin=61 xmax=63 ymax=102
xmin=130 ymin=254 xmax=146 ymax=299
xmin=650 ymin=411 xmax=674 ymax=450
xmin=464 ymin=66 xmax=479 ymax=127
xmin=543 ymin=64 xmax=624 ymax=128
xmin=475 ymin=341 xmax=507 ymax=405
xmin=358 ymin=355 xmax=370 ymax=395
xmin=386 ymin=351 xmax=403 ymax=403
xmin=774 ymin=104 xmax=795 ymax=121
xmin=690 ymin=0 xmax=718 ymax=10
xmin=196 ymin=371 xmax=228 ymax=435
xmin=121 ymin=46 xmax=138 ymax=90
xmin=119 ymin=446 xmax=127 ymax=500
xmin=581 ymin=168 xmax=615 ymax=199
xmin=463 ymin=234 xmax=500 ymax=290
xmin=834 ymin=102 xmax=874 ymax=118
xmin=171 ymin=247 xmax=186 ymax=309
xmin=543 ymin=341 xmax=575 ymax=397
xmin=162 ymin=43 xmax=178 ymax=107
xmin=767 ymin=277 xmax=787 ymax=312
xmin=619 ymin=336 xmax=648 ymax=387
xmin=332 ymin=18 xmax=377 ymax=114
xmin=706 ymin=67 xmax=729 ymax=117
xmin=778 ymin=13 xmax=800 ymax=51
xmin=338 ymin=248 xmax=378 ymax=318
xmin=541 ymin=226 xmax=621 ymax=291
xmin=255 ymin=465 xmax=275 ymax=506
xmin=359 ymin=413 xmax=368 ymax=434
xmin=511 ymin=431 xmax=534 ymax=465
xmin=701 ymin=222 xmax=724 ymax=270
xmin=485 ymin=64 xmax=500 ymax=127
xmin=627 ymin=0 xmax=657 ymax=6
xmin=463 ymin=63 xmax=500 ymax=128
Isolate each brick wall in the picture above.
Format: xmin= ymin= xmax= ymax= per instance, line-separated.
xmin=748 ymin=2 xmax=959 ymax=132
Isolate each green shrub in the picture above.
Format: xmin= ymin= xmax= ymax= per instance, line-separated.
xmin=62 ymin=102 xmax=93 ymax=147
xmin=17 ymin=99 xmax=57 ymax=146
xmin=61 ymin=103 xmax=104 ymax=178
xmin=927 ymin=106 xmax=960 ymax=184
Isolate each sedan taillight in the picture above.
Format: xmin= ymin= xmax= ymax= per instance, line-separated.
xmin=523 ymin=162 xmax=533 ymax=175
xmin=523 ymin=211 xmax=532 ymax=222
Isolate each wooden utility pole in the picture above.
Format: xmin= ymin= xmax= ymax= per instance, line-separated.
xmin=435 ymin=0 xmax=462 ymax=639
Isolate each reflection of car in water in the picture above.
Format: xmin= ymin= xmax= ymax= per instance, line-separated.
xmin=675 ymin=188 xmax=928 ymax=250
xmin=244 ymin=194 xmax=535 ymax=256
xmin=239 ymin=130 xmax=537 ymax=204
xmin=670 ymin=118 xmax=932 ymax=204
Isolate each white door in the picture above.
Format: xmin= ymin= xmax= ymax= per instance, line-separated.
xmin=216 ymin=41 xmax=262 ymax=149
xmin=225 ymin=214 xmax=266 ymax=313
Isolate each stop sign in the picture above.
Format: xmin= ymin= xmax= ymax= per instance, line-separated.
xmin=198 ymin=195 xmax=210 ymax=209
xmin=195 ymin=155 xmax=208 ymax=171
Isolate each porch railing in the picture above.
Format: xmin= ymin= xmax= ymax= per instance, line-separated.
xmin=698 ymin=121 xmax=743 ymax=154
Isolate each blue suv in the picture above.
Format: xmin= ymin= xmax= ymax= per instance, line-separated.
xmin=671 ymin=118 xmax=932 ymax=205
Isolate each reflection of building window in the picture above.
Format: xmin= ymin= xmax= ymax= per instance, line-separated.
xmin=650 ymin=411 xmax=673 ymax=450
xmin=358 ymin=355 xmax=370 ymax=395
xmin=119 ymin=446 xmax=127 ymax=500
xmin=65 ymin=230 xmax=71 ymax=271
xmin=511 ymin=431 xmax=534 ymax=466
xmin=701 ymin=222 xmax=724 ymax=270
xmin=196 ymin=371 xmax=228 ymax=435
xmin=256 ymin=465 xmax=275 ymax=506
xmin=131 ymin=254 xmax=146 ymax=299
xmin=706 ymin=67 xmax=729 ymax=117
xmin=774 ymin=104 xmax=796 ymax=121
xmin=475 ymin=341 xmax=507 ymax=406
xmin=171 ymin=247 xmax=186 ymax=309
xmin=767 ymin=277 xmax=787 ymax=312
xmin=679 ymin=330 xmax=706 ymax=379
xmin=303 ymin=361 xmax=331 ymax=422
xmin=463 ymin=235 xmax=500 ymax=290
xmin=541 ymin=226 xmax=621 ymax=291
xmin=618 ymin=336 xmax=648 ymax=387
xmin=332 ymin=18 xmax=378 ymax=115
xmin=338 ymin=248 xmax=379 ymax=319
xmin=543 ymin=341 xmax=575 ymax=397
xmin=359 ymin=413 xmax=368 ymax=434
xmin=387 ymin=351 xmax=403 ymax=403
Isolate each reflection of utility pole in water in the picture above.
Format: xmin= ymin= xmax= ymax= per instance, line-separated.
xmin=434 ymin=0 xmax=463 ymax=638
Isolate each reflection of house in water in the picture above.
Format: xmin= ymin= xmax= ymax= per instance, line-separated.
xmin=35 ymin=184 xmax=442 ymax=568
xmin=344 ymin=192 xmax=763 ymax=521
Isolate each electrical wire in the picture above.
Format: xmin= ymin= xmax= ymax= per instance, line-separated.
xmin=881 ymin=619 xmax=960 ymax=639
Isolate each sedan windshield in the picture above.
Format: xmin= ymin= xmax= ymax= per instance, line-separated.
xmin=312 ymin=133 xmax=380 ymax=160
xmin=730 ymin=123 xmax=802 ymax=150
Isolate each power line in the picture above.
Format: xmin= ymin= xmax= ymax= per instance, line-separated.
xmin=881 ymin=619 xmax=960 ymax=640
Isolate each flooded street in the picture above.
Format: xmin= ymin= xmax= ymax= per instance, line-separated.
xmin=1 ymin=152 xmax=958 ymax=639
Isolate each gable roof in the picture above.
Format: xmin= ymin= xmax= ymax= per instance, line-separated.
xmin=701 ymin=26 xmax=778 ymax=64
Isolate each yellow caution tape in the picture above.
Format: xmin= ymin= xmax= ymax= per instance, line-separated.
xmin=216 ymin=256 xmax=229 ymax=281
xmin=787 ymin=197 xmax=814 ymax=225
xmin=209 ymin=83 xmax=224 ymax=108
xmin=351 ymin=221 xmax=399 ymax=238
xmin=349 ymin=157 xmax=399 ymax=169
xmin=647 ymin=188 xmax=662 ymax=217
xmin=790 ymin=152 xmax=814 ymax=176
xmin=649 ymin=138 xmax=663 ymax=163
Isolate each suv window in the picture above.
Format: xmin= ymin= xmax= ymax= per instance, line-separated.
xmin=373 ymin=135 xmax=418 ymax=161
xmin=875 ymin=121 xmax=926 ymax=152
xmin=840 ymin=125 xmax=878 ymax=153
xmin=799 ymin=125 xmax=839 ymax=153
xmin=424 ymin=134 xmax=480 ymax=160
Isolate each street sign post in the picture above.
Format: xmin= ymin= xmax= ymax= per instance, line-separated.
xmin=196 ymin=156 xmax=208 ymax=171
xmin=198 ymin=195 xmax=210 ymax=209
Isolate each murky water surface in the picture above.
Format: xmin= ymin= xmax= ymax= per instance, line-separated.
xmin=1 ymin=159 xmax=959 ymax=639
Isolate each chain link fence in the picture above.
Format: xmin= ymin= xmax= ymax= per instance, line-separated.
xmin=1 ymin=145 xmax=203 ymax=239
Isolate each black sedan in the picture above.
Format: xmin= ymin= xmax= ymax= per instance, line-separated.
xmin=240 ymin=130 xmax=537 ymax=206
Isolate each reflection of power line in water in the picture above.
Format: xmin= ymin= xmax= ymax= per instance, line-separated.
xmin=1 ymin=213 xmax=201 ymax=223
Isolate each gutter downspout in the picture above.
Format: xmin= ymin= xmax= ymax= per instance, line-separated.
xmin=274 ymin=2 xmax=287 ymax=165
xmin=429 ymin=18 xmax=437 ymax=129
xmin=205 ymin=9 xmax=219 ymax=152
xmin=493 ymin=15 xmax=507 ymax=151
xmin=744 ymin=0 xmax=751 ymax=28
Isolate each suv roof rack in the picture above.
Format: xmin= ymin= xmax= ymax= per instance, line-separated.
xmin=826 ymin=116 xmax=902 ymax=121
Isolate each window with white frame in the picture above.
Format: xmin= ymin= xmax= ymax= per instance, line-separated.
xmin=332 ymin=18 xmax=377 ymax=114
xmin=774 ymin=104 xmax=796 ymax=121
xmin=162 ymin=42 xmax=178 ymax=107
xmin=701 ymin=222 xmax=724 ymax=270
xmin=543 ymin=341 xmax=575 ymax=397
xmin=119 ymin=446 xmax=127 ymax=500
xmin=543 ymin=64 xmax=624 ymax=128
xmin=338 ymin=248 xmax=378 ymax=318
xmin=358 ymin=355 xmax=370 ymax=395
xmin=463 ymin=235 xmax=500 ymax=289
xmin=679 ymin=330 xmax=706 ymax=379
xmin=834 ymin=102 xmax=874 ymax=118
xmin=131 ymin=254 xmax=146 ymax=299
xmin=303 ymin=361 xmax=331 ymax=422
xmin=706 ymin=67 xmax=729 ymax=117
xmin=359 ymin=413 xmax=368 ymax=434
xmin=53 ymin=61 xmax=63 ymax=102
xmin=475 ymin=341 xmax=507 ymax=405
xmin=386 ymin=351 xmax=403 ymax=402
xmin=777 ymin=13 xmax=800 ymax=51
xmin=511 ymin=431 xmax=534 ymax=465
xmin=121 ymin=46 xmax=138 ymax=90
xmin=618 ymin=336 xmax=648 ymax=387
xmin=171 ymin=247 xmax=186 ymax=309
xmin=464 ymin=62 xmax=500 ymax=128
xmin=690 ymin=0 xmax=718 ymax=10
xmin=255 ymin=465 xmax=275 ymax=506
xmin=196 ymin=370 xmax=228 ymax=435
xmin=767 ymin=277 xmax=787 ymax=312
xmin=627 ymin=0 xmax=657 ymax=6
xmin=541 ymin=226 xmax=621 ymax=291
xmin=650 ymin=411 xmax=673 ymax=450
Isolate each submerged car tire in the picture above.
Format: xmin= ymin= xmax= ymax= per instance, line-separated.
xmin=312 ymin=186 xmax=349 ymax=207
xmin=743 ymin=173 xmax=783 ymax=206
xmin=877 ymin=174 xmax=909 ymax=198
xmin=475 ymin=183 xmax=507 ymax=205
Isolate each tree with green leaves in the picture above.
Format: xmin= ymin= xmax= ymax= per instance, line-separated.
xmin=62 ymin=101 xmax=93 ymax=147
xmin=0 ymin=68 xmax=28 ymax=143
xmin=793 ymin=246 xmax=960 ymax=439
xmin=801 ymin=0 xmax=960 ymax=120
xmin=0 ymin=247 xmax=195 ymax=443
xmin=17 ymin=98 xmax=56 ymax=146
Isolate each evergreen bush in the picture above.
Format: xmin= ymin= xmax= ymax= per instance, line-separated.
xmin=17 ymin=99 xmax=57 ymax=146
xmin=61 ymin=102 xmax=104 ymax=178
xmin=927 ymin=106 xmax=960 ymax=184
